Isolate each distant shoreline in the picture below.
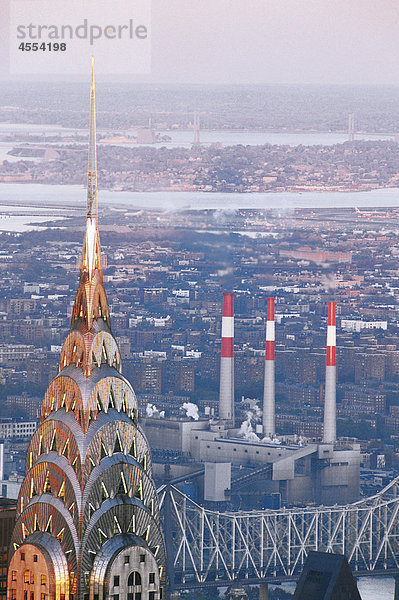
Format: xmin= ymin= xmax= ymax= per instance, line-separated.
xmin=0 ymin=183 xmax=398 ymax=213
xmin=0 ymin=180 xmax=393 ymax=195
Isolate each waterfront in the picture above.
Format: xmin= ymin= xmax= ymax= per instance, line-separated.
xmin=0 ymin=123 xmax=394 ymax=152
xmin=277 ymin=577 xmax=395 ymax=599
xmin=112 ymin=129 xmax=393 ymax=149
xmin=0 ymin=183 xmax=398 ymax=219
xmin=0 ymin=193 xmax=78 ymax=231
xmin=143 ymin=129 xmax=393 ymax=148
xmin=203 ymin=577 xmax=395 ymax=599
xmin=0 ymin=214 xmax=64 ymax=232
xmin=1 ymin=125 xmax=397 ymax=195
xmin=357 ymin=577 xmax=395 ymax=599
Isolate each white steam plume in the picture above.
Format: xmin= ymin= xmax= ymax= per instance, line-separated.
xmin=181 ymin=402 xmax=199 ymax=420
xmin=238 ymin=411 xmax=260 ymax=442
xmin=146 ymin=403 xmax=165 ymax=418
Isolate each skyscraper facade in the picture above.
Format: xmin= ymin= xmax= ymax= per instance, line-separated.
xmin=7 ymin=63 xmax=166 ymax=600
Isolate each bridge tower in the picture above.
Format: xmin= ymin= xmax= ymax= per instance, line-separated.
xmin=193 ymin=111 xmax=200 ymax=145
xmin=348 ymin=113 xmax=355 ymax=142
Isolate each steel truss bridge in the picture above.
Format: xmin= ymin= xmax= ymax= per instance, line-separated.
xmin=158 ymin=476 xmax=399 ymax=589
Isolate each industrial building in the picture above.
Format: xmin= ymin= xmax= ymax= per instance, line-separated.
xmin=143 ymin=298 xmax=361 ymax=508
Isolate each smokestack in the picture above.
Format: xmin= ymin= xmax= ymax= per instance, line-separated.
xmin=323 ymin=302 xmax=336 ymax=444
xmin=0 ymin=443 xmax=4 ymax=481
xmin=263 ymin=297 xmax=275 ymax=437
xmin=219 ymin=293 xmax=234 ymax=424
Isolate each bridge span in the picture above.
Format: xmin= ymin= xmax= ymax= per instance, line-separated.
xmin=158 ymin=475 xmax=399 ymax=590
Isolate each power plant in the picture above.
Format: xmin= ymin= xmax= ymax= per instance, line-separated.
xmin=143 ymin=295 xmax=361 ymax=508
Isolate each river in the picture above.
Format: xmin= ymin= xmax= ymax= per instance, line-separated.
xmin=0 ymin=183 xmax=398 ymax=231
xmin=0 ymin=184 xmax=398 ymax=221
xmin=275 ymin=576 xmax=395 ymax=599
xmin=205 ymin=576 xmax=395 ymax=599
xmin=0 ymin=122 xmax=394 ymax=152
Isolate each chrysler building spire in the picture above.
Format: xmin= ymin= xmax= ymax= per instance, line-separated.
xmin=7 ymin=61 xmax=167 ymax=600
xmin=72 ymin=60 xmax=107 ymax=340
xmin=81 ymin=58 xmax=102 ymax=283
xmin=87 ymin=57 xmax=97 ymax=222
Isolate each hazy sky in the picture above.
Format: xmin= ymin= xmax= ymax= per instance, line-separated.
xmin=2 ymin=0 xmax=399 ymax=84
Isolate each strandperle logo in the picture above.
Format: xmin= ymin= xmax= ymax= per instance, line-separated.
xmin=10 ymin=0 xmax=151 ymax=75
xmin=16 ymin=19 xmax=148 ymax=45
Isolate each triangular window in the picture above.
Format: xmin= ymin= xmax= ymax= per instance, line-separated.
xmin=113 ymin=430 xmax=122 ymax=454
xmin=100 ymin=442 xmax=107 ymax=460
xmin=43 ymin=471 xmax=52 ymax=494
xmin=30 ymin=478 xmax=37 ymax=498
xmin=117 ymin=471 xmax=128 ymax=495
xmin=89 ymin=503 xmax=95 ymax=519
xmin=89 ymin=457 xmax=96 ymax=474
xmin=57 ymin=528 xmax=64 ymax=543
xmin=122 ymin=393 xmax=127 ymax=413
xmin=101 ymin=482 xmax=109 ymax=502
xmin=129 ymin=438 xmax=136 ymax=458
xmin=50 ymin=430 xmax=57 ymax=452
xmin=134 ymin=481 xmax=143 ymax=500
xmin=108 ymin=388 xmax=115 ymax=408
xmin=102 ymin=343 xmax=108 ymax=364
xmin=113 ymin=515 xmax=122 ymax=534
xmin=127 ymin=515 xmax=136 ymax=533
xmin=144 ymin=525 xmax=150 ymax=541
xmin=98 ymin=528 xmax=107 ymax=544
xmin=45 ymin=515 xmax=52 ymax=533
xmin=62 ymin=439 xmax=69 ymax=459
xmin=34 ymin=513 xmax=41 ymax=532
xmin=58 ymin=480 xmax=65 ymax=500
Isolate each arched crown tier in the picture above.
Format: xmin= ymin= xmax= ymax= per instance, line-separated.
xmin=71 ymin=270 xmax=110 ymax=335
xmin=60 ymin=328 xmax=121 ymax=377
xmin=41 ymin=367 xmax=138 ymax=433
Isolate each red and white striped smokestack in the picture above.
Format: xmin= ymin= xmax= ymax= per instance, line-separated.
xmin=263 ymin=297 xmax=275 ymax=437
xmin=323 ymin=302 xmax=336 ymax=443
xmin=219 ymin=293 xmax=234 ymax=424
